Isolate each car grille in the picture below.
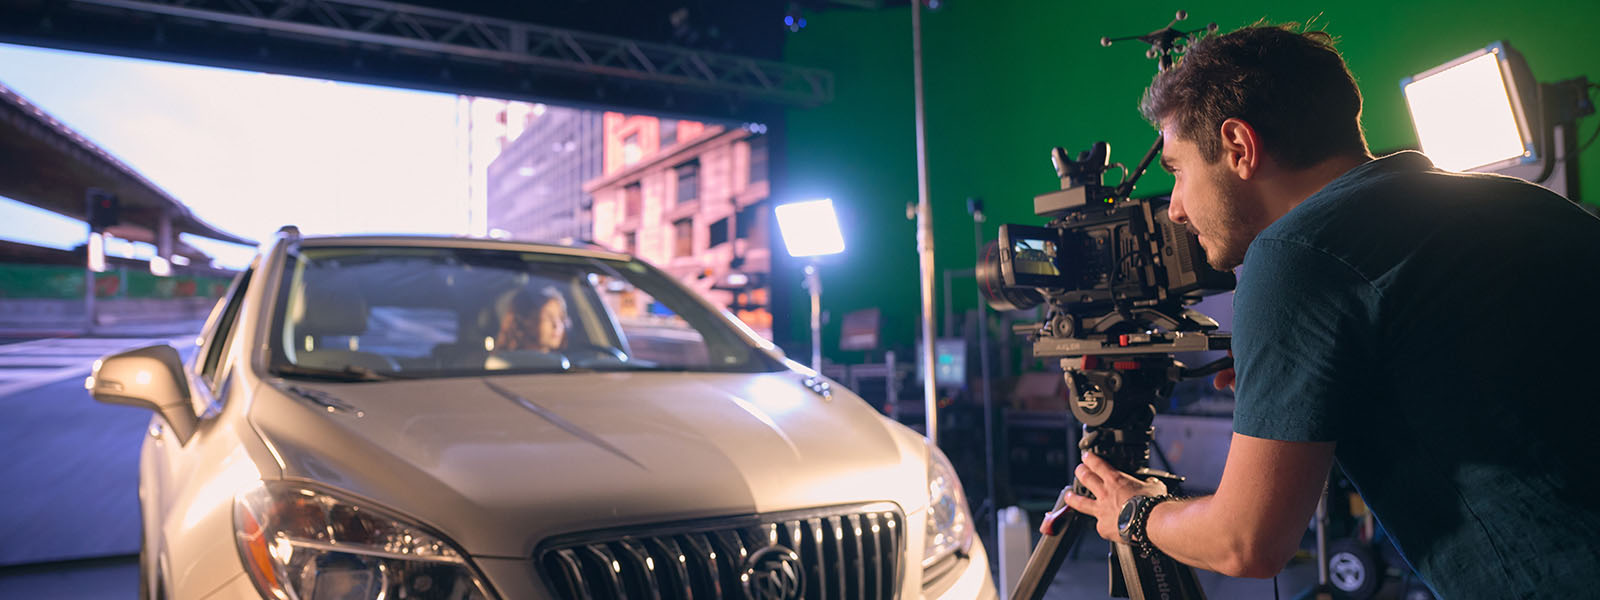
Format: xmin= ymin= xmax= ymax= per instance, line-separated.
xmin=536 ymin=502 xmax=905 ymax=599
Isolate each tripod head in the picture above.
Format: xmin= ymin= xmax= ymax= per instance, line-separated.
xmin=1037 ymin=302 xmax=1230 ymax=480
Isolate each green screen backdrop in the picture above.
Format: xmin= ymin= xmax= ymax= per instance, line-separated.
xmin=778 ymin=0 xmax=1600 ymax=361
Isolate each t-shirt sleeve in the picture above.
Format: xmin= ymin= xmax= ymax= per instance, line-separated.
xmin=1231 ymin=238 xmax=1379 ymax=442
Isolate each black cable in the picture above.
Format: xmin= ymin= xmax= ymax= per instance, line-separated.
xmin=1573 ymin=84 xmax=1600 ymax=157
xmin=1274 ymin=574 xmax=1280 ymax=600
xmin=1180 ymin=355 xmax=1233 ymax=379
xmin=1552 ymin=83 xmax=1600 ymax=161
xmin=1561 ymin=85 xmax=1600 ymax=160
xmin=1576 ymin=120 xmax=1600 ymax=157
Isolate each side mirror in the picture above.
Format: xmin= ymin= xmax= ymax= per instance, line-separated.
xmin=88 ymin=344 xmax=197 ymax=445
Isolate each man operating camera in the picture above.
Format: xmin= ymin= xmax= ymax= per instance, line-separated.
xmin=1061 ymin=23 xmax=1600 ymax=598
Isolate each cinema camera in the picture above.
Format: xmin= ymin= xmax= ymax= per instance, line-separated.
xmin=978 ymin=12 xmax=1240 ymax=599
xmin=976 ymin=139 xmax=1236 ymax=351
xmin=981 ymin=143 xmax=1236 ymax=599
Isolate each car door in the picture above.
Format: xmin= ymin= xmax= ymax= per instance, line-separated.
xmin=144 ymin=266 xmax=254 ymax=577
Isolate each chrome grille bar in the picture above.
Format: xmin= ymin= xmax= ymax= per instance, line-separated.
xmin=584 ymin=545 xmax=626 ymax=597
xmin=805 ymin=517 xmax=827 ymax=599
xmin=647 ymin=537 xmax=694 ymax=599
xmin=537 ymin=503 xmax=903 ymax=599
xmin=825 ymin=515 xmax=846 ymax=599
xmin=617 ymin=539 xmax=664 ymax=600
xmin=683 ymin=532 xmax=723 ymax=598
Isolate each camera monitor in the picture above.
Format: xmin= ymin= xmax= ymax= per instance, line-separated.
xmin=998 ymin=225 xmax=1069 ymax=288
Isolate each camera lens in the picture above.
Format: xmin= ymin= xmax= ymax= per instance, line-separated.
xmin=976 ymin=240 xmax=1044 ymax=312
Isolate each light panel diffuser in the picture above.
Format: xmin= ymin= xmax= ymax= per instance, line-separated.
xmin=1402 ymin=42 xmax=1536 ymax=172
xmin=775 ymin=198 xmax=846 ymax=257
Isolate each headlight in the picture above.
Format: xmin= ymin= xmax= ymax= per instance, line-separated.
xmin=923 ymin=439 xmax=975 ymax=569
xmin=234 ymin=481 xmax=493 ymax=600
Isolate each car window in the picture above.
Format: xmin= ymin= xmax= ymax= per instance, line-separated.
xmin=591 ymin=273 xmax=711 ymax=368
xmin=267 ymin=246 xmax=780 ymax=381
xmin=349 ymin=306 xmax=458 ymax=358
xmin=196 ymin=267 xmax=253 ymax=410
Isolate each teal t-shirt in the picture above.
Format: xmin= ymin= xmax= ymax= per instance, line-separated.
xmin=1231 ymin=152 xmax=1600 ymax=598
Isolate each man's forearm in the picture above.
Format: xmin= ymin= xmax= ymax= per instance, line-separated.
xmin=1144 ymin=495 xmax=1285 ymax=578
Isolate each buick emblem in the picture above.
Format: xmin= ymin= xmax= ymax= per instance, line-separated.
xmin=742 ymin=545 xmax=803 ymax=600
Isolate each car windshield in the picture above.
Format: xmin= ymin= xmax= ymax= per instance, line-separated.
xmin=268 ymin=245 xmax=783 ymax=380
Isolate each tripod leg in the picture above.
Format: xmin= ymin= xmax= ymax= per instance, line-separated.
xmin=1109 ymin=547 xmax=1129 ymax=597
xmin=1110 ymin=539 xmax=1208 ymax=599
xmin=1009 ymin=507 xmax=1093 ymax=600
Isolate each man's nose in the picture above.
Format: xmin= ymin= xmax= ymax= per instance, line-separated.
xmin=1168 ymin=196 xmax=1188 ymax=225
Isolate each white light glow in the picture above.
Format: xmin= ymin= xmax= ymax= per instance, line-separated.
xmin=87 ymin=232 xmax=106 ymax=272
xmin=1404 ymin=49 xmax=1531 ymax=172
xmin=774 ymin=198 xmax=845 ymax=257
xmin=149 ymin=255 xmax=172 ymax=277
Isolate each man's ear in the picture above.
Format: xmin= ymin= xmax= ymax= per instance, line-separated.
xmin=1217 ymin=118 xmax=1261 ymax=180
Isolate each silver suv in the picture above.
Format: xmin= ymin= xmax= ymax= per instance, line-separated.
xmin=90 ymin=231 xmax=995 ymax=599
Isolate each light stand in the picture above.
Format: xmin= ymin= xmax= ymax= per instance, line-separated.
xmin=775 ymin=198 xmax=846 ymax=374
xmin=804 ymin=262 xmax=823 ymax=372
xmin=968 ymin=197 xmax=999 ymax=541
xmin=910 ymin=0 xmax=939 ymax=444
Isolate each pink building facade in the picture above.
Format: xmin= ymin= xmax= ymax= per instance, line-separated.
xmin=586 ymin=113 xmax=772 ymax=338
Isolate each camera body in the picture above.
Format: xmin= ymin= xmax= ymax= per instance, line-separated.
xmin=980 ymin=142 xmax=1235 ymax=317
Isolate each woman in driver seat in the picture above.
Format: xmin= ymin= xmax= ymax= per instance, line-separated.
xmin=494 ymin=286 xmax=568 ymax=353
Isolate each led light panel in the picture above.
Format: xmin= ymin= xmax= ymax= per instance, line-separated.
xmin=775 ymin=198 xmax=845 ymax=257
xmin=1402 ymin=42 xmax=1536 ymax=172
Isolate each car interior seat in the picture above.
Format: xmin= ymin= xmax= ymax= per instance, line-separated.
xmin=290 ymin=280 xmax=400 ymax=372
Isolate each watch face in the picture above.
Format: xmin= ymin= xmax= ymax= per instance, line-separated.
xmin=1117 ymin=496 xmax=1141 ymax=535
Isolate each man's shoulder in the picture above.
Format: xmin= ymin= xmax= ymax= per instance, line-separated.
xmin=1267 ymin=153 xmax=1434 ymax=234
xmin=1256 ymin=152 xmax=1579 ymax=263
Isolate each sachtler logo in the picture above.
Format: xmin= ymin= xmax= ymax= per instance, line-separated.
xmin=742 ymin=545 xmax=803 ymax=600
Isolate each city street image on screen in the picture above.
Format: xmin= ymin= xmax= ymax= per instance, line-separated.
xmin=0 ymin=20 xmax=993 ymax=599
xmin=0 ymin=30 xmax=789 ymax=574
xmin=1013 ymin=238 xmax=1061 ymax=277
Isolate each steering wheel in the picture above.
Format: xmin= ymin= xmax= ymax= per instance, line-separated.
xmin=564 ymin=342 xmax=628 ymax=366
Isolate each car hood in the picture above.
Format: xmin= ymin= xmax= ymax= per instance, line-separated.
xmin=247 ymin=371 xmax=929 ymax=558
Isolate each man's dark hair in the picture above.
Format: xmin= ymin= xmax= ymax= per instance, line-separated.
xmin=1141 ymin=23 xmax=1370 ymax=169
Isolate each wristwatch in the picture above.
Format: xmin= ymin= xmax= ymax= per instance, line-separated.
xmin=1117 ymin=494 xmax=1175 ymax=556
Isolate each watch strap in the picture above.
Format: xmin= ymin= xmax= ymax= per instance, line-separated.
xmin=1121 ymin=494 xmax=1175 ymax=556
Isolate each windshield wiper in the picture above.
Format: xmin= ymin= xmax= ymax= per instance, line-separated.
xmin=272 ymin=363 xmax=405 ymax=382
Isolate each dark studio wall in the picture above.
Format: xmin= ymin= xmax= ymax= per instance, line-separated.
xmin=775 ymin=0 xmax=1600 ymax=362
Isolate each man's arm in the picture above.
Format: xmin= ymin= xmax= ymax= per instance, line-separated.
xmin=1148 ymin=434 xmax=1334 ymax=577
xmin=1065 ymin=433 xmax=1334 ymax=578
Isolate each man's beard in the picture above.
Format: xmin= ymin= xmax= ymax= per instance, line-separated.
xmin=1198 ymin=169 xmax=1265 ymax=271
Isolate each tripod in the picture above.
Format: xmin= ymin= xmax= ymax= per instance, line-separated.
xmin=998 ymin=11 xmax=1226 ymax=598
xmin=1008 ymin=305 xmax=1229 ymax=600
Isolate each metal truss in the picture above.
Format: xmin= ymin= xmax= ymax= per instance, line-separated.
xmin=69 ymin=0 xmax=833 ymax=107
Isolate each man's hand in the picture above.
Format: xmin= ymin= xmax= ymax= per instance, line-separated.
xmin=1214 ymin=367 xmax=1236 ymax=390
xmin=1213 ymin=350 xmax=1236 ymax=391
xmin=1063 ymin=452 xmax=1169 ymax=541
